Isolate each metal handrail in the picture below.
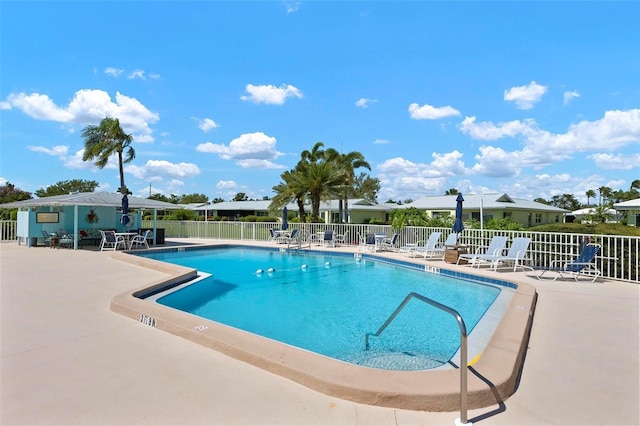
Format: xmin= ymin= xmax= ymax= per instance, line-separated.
xmin=365 ymin=292 xmax=469 ymax=425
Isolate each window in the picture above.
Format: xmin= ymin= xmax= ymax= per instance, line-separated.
xmin=431 ymin=211 xmax=450 ymax=218
xmin=502 ymin=212 xmax=512 ymax=219
xmin=535 ymin=213 xmax=542 ymax=224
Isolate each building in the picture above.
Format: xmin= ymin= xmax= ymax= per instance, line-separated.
xmin=613 ymin=198 xmax=640 ymax=226
xmin=192 ymin=199 xmax=390 ymax=224
xmin=404 ymin=193 xmax=568 ymax=228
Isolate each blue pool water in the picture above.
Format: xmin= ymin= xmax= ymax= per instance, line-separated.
xmin=138 ymin=247 xmax=501 ymax=370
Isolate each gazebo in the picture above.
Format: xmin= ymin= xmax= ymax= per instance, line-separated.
xmin=0 ymin=192 xmax=180 ymax=250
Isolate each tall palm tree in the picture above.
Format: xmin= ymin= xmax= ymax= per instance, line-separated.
xmin=585 ymin=189 xmax=596 ymax=207
xmin=324 ymin=148 xmax=370 ymax=223
xmin=298 ymin=161 xmax=342 ymax=221
xmin=81 ymin=117 xmax=135 ymax=194
xmin=598 ymin=186 xmax=612 ymax=206
xmin=270 ymin=169 xmax=307 ymax=219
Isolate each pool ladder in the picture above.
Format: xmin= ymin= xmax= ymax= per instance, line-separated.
xmin=365 ymin=292 xmax=471 ymax=426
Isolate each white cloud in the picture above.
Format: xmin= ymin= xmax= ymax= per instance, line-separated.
xmin=355 ymin=98 xmax=377 ymax=108
xmin=104 ymin=67 xmax=124 ymax=77
xmin=126 ymin=160 xmax=201 ymax=180
xmin=408 ymin=103 xmax=460 ymax=120
xmin=284 ymin=1 xmax=300 ymax=13
xmin=236 ymin=159 xmax=286 ymax=169
xmin=373 ymin=138 xmax=390 ymax=145
xmin=240 ymin=84 xmax=303 ymax=105
xmin=2 ymin=89 xmax=159 ymax=141
xmin=196 ymin=132 xmax=284 ymax=167
xmin=563 ymin=90 xmax=580 ymax=105
xmin=27 ymin=145 xmax=68 ymax=156
xmin=504 ymin=81 xmax=547 ymax=110
xmin=216 ymin=180 xmax=238 ymax=190
xmin=471 ymin=146 xmax=521 ymax=177
xmin=128 ymin=69 xmax=146 ymax=80
xmin=459 ymin=116 xmax=537 ymax=140
xmin=197 ymin=118 xmax=219 ymax=132
xmin=588 ymin=152 xmax=640 ymax=170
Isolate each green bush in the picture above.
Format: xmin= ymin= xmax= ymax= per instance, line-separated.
xmin=529 ymin=222 xmax=640 ymax=236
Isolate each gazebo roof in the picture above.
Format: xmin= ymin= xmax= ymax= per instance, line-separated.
xmin=0 ymin=192 xmax=180 ymax=210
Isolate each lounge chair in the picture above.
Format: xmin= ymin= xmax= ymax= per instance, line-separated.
xmin=379 ymin=233 xmax=399 ymax=251
xmin=129 ymin=230 xmax=151 ymax=250
xmin=41 ymin=229 xmax=53 ymax=246
xmin=99 ymin=230 xmax=126 ymax=251
xmin=532 ymin=244 xmax=601 ymax=282
xmin=408 ymin=232 xmax=442 ymax=258
xmin=457 ymin=236 xmax=508 ymax=266
xmin=422 ymin=233 xmax=459 ymax=260
xmin=472 ymin=237 xmax=532 ymax=271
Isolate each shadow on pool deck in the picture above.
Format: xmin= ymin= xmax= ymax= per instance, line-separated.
xmin=1 ymin=239 xmax=638 ymax=425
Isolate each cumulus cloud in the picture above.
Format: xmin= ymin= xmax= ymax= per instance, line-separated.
xmin=196 ymin=117 xmax=219 ymax=132
xmin=196 ymin=132 xmax=285 ymax=168
xmin=2 ymin=89 xmax=159 ymax=141
xmin=504 ymin=81 xmax=547 ymax=109
xmin=216 ymin=180 xmax=238 ymax=190
xmin=355 ymin=98 xmax=377 ymax=108
xmin=459 ymin=116 xmax=537 ymax=140
xmin=373 ymin=138 xmax=390 ymax=145
xmin=588 ymin=152 xmax=640 ymax=170
xmin=376 ymin=151 xmax=467 ymax=199
xmin=27 ymin=145 xmax=68 ymax=156
xmin=126 ymin=160 xmax=201 ymax=181
xmin=128 ymin=69 xmax=146 ymax=80
xmin=471 ymin=146 xmax=522 ymax=177
xmin=563 ymin=90 xmax=580 ymax=105
xmin=240 ymin=84 xmax=303 ymax=105
xmin=408 ymin=103 xmax=460 ymax=120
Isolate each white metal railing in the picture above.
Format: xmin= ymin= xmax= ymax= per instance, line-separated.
xmin=2 ymin=218 xmax=637 ymax=283
xmin=140 ymin=221 xmax=639 ymax=283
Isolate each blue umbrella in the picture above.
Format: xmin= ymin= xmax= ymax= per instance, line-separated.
xmin=281 ymin=206 xmax=288 ymax=230
xmin=453 ymin=193 xmax=464 ymax=234
xmin=120 ymin=194 xmax=130 ymax=226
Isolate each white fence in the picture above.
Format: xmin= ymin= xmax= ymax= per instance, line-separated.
xmin=141 ymin=220 xmax=639 ymax=283
xmin=1 ymin=219 xmax=636 ymax=283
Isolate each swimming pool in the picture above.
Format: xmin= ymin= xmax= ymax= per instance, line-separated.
xmin=136 ymin=246 xmax=502 ymax=370
xmin=111 ymin=243 xmax=536 ymax=411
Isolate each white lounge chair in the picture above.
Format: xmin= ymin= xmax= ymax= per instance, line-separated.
xmin=473 ymin=237 xmax=532 ymax=271
xmin=421 ymin=233 xmax=458 ymax=260
xmin=408 ymin=232 xmax=442 ymax=258
xmin=457 ymin=236 xmax=508 ymax=266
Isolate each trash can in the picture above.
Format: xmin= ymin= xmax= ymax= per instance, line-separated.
xmin=30 ymin=237 xmax=39 ymax=247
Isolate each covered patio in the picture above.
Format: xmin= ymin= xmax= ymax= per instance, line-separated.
xmin=0 ymin=192 xmax=180 ymax=250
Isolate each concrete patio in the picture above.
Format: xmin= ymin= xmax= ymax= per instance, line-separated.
xmin=1 ymin=239 xmax=638 ymax=425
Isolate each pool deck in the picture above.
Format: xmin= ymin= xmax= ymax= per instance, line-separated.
xmin=1 ymin=239 xmax=638 ymax=425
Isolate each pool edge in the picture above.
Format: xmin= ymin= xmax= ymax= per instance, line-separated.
xmin=109 ymin=246 xmax=537 ymax=412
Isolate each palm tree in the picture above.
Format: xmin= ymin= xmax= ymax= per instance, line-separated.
xmin=81 ymin=117 xmax=135 ymax=194
xmin=270 ymin=169 xmax=307 ymax=219
xmin=324 ymin=148 xmax=371 ymax=222
xmin=299 ymin=161 xmax=343 ymax=221
xmin=585 ymin=189 xmax=596 ymax=207
xmin=598 ymin=186 xmax=612 ymax=206
xmin=445 ymin=188 xmax=459 ymax=195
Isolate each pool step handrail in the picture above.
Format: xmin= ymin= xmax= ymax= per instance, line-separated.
xmin=365 ymin=292 xmax=470 ymax=426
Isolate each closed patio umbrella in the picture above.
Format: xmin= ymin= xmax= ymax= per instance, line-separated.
xmin=120 ymin=194 xmax=130 ymax=226
xmin=453 ymin=193 xmax=464 ymax=234
xmin=282 ymin=207 xmax=288 ymax=230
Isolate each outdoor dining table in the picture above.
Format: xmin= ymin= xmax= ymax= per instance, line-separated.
xmin=115 ymin=232 xmax=138 ymax=249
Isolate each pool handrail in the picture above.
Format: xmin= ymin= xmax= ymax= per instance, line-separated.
xmin=365 ymin=292 xmax=469 ymax=425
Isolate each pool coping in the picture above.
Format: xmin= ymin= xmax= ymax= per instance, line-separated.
xmin=110 ymin=244 xmax=537 ymax=412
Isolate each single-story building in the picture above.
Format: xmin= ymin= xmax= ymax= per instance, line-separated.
xmin=567 ymin=207 xmax=621 ymax=224
xmin=192 ymin=199 xmax=390 ymax=224
xmin=403 ymin=193 xmax=569 ymax=228
xmin=0 ymin=192 xmax=180 ymax=249
xmin=613 ymin=198 xmax=640 ymax=226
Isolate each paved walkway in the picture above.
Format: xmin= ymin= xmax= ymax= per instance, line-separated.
xmin=1 ymin=240 xmax=638 ymax=425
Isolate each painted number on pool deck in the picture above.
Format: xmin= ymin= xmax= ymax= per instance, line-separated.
xmin=139 ymin=314 xmax=156 ymax=328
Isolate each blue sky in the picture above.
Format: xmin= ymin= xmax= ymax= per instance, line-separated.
xmin=1 ymin=1 xmax=639 ymax=203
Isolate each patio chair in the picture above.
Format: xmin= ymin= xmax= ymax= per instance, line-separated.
xmin=41 ymin=229 xmax=53 ymax=246
xmin=129 ymin=230 xmax=151 ymax=250
xmin=407 ymin=232 xmax=442 ymax=258
xmin=322 ymin=229 xmax=335 ymax=247
xmin=99 ymin=230 xmax=126 ymax=251
xmin=472 ymin=237 xmax=532 ymax=271
xmin=457 ymin=236 xmax=508 ymax=266
xmin=532 ymin=244 xmax=601 ymax=282
xmin=359 ymin=232 xmax=377 ymax=251
xmin=379 ymin=233 xmax=399 ymax=252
